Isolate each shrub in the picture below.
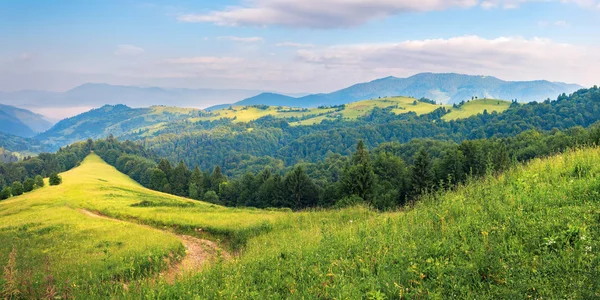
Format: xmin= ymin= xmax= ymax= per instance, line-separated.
xmin=0 ymin=187 xmax=11 ymax=200
xmin=203 ymin=191 xmax=219 ymax=203
xmin=49 ymin=173 xmax=62 ymax=186
xmin=34 ymin=175 xmax=44 ymax=188
xmin=23 ymin=178 xmax=35 ymax=193
xmin=10 ymin=182 xmax=24 ymax=196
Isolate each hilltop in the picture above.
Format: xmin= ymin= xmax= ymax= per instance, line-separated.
xmin=0 ymin=104 xmax=53 ymax=137
xmin=1 ymin=147 xmax=599 ymax=298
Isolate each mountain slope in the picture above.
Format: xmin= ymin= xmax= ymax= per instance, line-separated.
xmin=0 ymin=84 xmax=265 ymax=119
xmin=231 ymin=73 xmax=583 ymax=107
xmin=36 ymin=104 xmax=207 ymax=149
xmin=0 ymin=104 xmax=53 ymax=134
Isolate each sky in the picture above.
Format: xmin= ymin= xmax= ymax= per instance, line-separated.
xmin=1 ymin=0 xmax=599 ymax=94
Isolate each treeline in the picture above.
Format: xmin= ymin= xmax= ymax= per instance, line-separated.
xmin=136 ymin=87 xmax=600 ymax=175
xmin=91 ymin=122 xmax=600 ymax=210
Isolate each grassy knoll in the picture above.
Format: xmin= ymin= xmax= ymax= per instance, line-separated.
xmin=443 ymin=99 xmax=511 ymax=121
xmin=0 ymin=154 xmax=284 ymax=298
xmin=3 ymin=148 xmax=600 ymax=298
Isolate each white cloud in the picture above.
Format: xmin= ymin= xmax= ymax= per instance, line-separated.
xmin=114 ymin=45 xmax=145 ymax=56
xmin=294 ymin=36 xmax=599 ymax=86
xmin=275 ymin=42 xmax=315 ymax=48
xmin=177 ymin=0 xmax=599 ymax=28
xmin=217 ymin=36 xmax=265 ymax=43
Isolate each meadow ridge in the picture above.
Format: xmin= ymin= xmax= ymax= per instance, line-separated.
xmin=2 ymin=148 xmax=600 ymax=298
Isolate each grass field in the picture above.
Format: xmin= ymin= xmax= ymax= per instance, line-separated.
xmin=3 ymin=148 xmax=600 ymax=298
xmin=443 ymin=99 xmax=511 ymax=120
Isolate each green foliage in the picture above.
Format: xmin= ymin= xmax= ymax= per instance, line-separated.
xmin=203 ymin=190 xmax=219 ymax=203
xmin=49 ymin=173 xmax=62 ymax=186
xmin=411 ymin=149 xmax=434 ymax=196
xmin=0 ymin=187 xmax=10 ymax=200
xmin=34 ymin=175 xmax=44 ymax=188
xmin=341 ymin=140 xmax=376 ymax=201
xmin=23 ymin=178 xmax=34 ymax=193
xmin=10 ymin=182 xmax=23 ymax=196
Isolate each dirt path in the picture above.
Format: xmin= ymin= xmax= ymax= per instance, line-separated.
xmin=78 ymin=209 xmax=230 ymax=283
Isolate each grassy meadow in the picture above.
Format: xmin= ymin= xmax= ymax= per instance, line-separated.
xmin=3 ymin=148 xmax=600 ymax=298
xmin=443 ymin=99 xmax=511 ymax=121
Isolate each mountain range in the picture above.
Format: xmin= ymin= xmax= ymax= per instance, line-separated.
xmin=0 ymin=84 xmax=266 ymax=119
xmin=216 ymin=73 xmax=583 ymax=109
xmin=0 ymin=104 xmax=54 ymax=137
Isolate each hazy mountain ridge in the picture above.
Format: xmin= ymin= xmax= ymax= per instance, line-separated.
xmin=0 ymin=104 xmax=54 ymax=137
xmin=222 ymin=73 xmax=583 ymax=108
xmin=0 ymin=84 xmax=266 ymax=118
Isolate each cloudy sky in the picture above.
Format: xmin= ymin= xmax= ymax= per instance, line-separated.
xmin=1 ymin=0 xmax=599 ymax=93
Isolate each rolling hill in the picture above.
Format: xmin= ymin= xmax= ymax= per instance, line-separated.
xmin=1 ymin=147 xmax=599 ymax=298
xmin=218 ymin=73 xmax=582 ymax=108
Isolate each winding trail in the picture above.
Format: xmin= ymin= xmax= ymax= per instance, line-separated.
xmin=78 ymin=208 xmax=230 ymax=283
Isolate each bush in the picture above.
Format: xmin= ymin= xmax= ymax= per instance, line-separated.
xmin=10 ymin=182 xmax=23 ymax=196
xmin=49 ymin=173 xmax=62 ymax=186
xmin=203 ymin=191 xmax=219 ymax=203
xmin=23 ymin=178 xmax=35 ymax=193
xmin=0 ymin=187 xmax=11 ymax=200
xmin=34 ymin=175 xmax=44 ymax=188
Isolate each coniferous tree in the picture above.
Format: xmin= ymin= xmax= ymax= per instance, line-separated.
xmin=171 ymin=161 xmax=190 ymax=196
xmin=341 ymin=140 xmax=375 ymax=201
xmin=149 ymin=168 xmax=168 ymax=191
xmin=189 ymin=166 xmax=204 ymax=200
xmin=284 ymin=166 xmax=319 ymax=209
xmin=438 ymin=148 xmax=465 ymax=185
xmin=210 ymin=166 xmax=227 ymax=192
xmin=158 ymin=159 xmax=173 ymax=181
xmin=411 ymin=149 xmax=434 ymax=197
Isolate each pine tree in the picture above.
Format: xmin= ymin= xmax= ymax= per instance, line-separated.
xmin=149 ymin=168 xmax=168 ymax=191
xmin=284 ymin=166 xmax=318 ymax=209
xmin=341 ymin=140 xmax=375 ymax=201
xmin=438 ymin=148 xmax=465 ymax=185
xmin=171 ymin=161 xmax=190 ymax=196
xmin=411 ymin=149 xmax=434 ymax=197
xmin=189 ymin=166 xmax=204 ymax=200
xmin=211 ymin=166 xmax=227 ymax=191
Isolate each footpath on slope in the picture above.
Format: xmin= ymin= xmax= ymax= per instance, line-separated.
xmin=78 ymin=208 xmax=231 ymax=283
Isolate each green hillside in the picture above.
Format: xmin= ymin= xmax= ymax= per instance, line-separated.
xmin=2 ymin=148 xmax=600 ymax=298
xmin=443 ymin=99 xmax=511 ymax=120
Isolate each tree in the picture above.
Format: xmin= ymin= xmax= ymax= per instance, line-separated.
xmin=0 ymin=187 xmax=10 ymax=200
xmin=11 ymin=182 xmax=24 ymax=196
xmin=210 ymin=166 xmax=227 ymax=191
xmin=203 ymin=190 xmax=219 ymax=204
xmin=171 ymin=161 xmax=190 ymax=196
xmin=438 ymin=148 xmax=465 ymax=185
xmin=149 ymin=168 xmax=168 ymax=191
xmin=23 ymin=178 xmax=35 ymax=193
xmin=34 ymin=175 xmax=44 ymax=188
xmin=49 ymin=173 xmax=62 ymax=186
xmin=158 ymin=159 xmax=173 ymax=181
xmin=189 ymin=166 xmax=204 ymax=200
xmin=411 ymin=149 xmax=434 ymax=197
xmin=284 ymin=166 xmax=319 ymax=209
xmin=341 ymin=140 xmax=375 ymax=201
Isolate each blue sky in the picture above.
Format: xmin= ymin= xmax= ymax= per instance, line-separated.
xmin=1 ymin=0 xmax=599 ymax=93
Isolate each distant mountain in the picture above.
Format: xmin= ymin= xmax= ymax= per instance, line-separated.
xmin=0 ymin=104 xmax=53 ymax=137
xmin=37 ymin=104 xmax=206 ymax=150
xmin=226 ymin=73 xmax=583 ymax=108
xmin=0 ymin=84 xmax=266 ymax=119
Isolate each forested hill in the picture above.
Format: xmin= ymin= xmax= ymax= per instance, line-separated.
xmin=142 ymin=87 xmax=600 ymax=172
xmin=223 ymin=73 xmax=582 ymax=108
